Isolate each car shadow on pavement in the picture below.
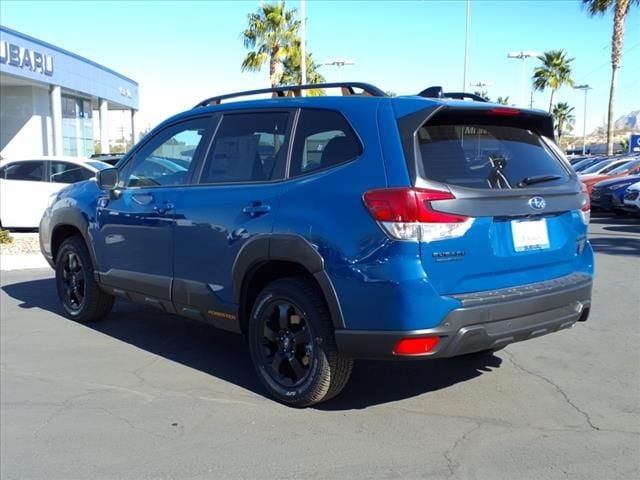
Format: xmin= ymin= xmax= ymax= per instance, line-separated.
xmin=2 ymin=277 xmax=502 ymax=409
xmin=588 ymin=214 xmax=640 ymax=257
xmin=590 ymin=213 xmax=638 ymax=226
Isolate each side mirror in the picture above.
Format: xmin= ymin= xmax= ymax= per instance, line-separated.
xmin=96 ymin=168 xmax=119 ymax=190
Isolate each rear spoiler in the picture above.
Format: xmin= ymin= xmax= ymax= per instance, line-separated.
xmin=418 ymin=86 xmax=488 ymax=103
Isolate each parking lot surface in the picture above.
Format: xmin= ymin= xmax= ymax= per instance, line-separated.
xmin=1 ymin=215 xmax=639 ymax=480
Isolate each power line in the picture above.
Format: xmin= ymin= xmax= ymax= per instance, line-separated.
xmin=579 ymin=42 xmax=640 ymax=80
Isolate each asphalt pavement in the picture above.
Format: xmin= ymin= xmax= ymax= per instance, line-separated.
xmin=1 ymin=215 xmax=639 ymax=480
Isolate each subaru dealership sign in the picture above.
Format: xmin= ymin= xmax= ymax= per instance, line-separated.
xmin=631 ymin=134 xmax=640 ymax=153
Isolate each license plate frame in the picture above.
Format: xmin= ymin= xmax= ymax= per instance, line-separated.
xmin=511 ymin=218 xmax=550 ymax=252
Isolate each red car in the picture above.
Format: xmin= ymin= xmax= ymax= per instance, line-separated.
xmin=582 ymin=159 xmax=640 ymax=194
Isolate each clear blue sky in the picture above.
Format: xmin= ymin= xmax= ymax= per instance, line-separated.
xmin=1 ymin=0 xmax=638 ymax=135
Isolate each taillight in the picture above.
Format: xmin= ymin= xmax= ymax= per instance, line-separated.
xmin=363 ymin=188 xmax=474 ymax=242
xmin=579 ymin=182 xmax=590 ymax=225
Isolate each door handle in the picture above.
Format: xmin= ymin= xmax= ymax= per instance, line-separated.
xmin=132 ymin=193 xmax=154 ymax=205
xmin=242 ymin=203 xmax=271 ymax=217
xmin=153 ymin=202 xmax=174 ymax=215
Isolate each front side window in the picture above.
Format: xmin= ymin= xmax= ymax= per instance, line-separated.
xmin=417 ymin=121 xmax=569 ymax=189
xmin=200 ymin=112 xmax=290 ymax=184
xmin=125 ymin=117 xmax=210 ymax=188
xmin=50 ymin=161 xmax=94 ymax=184
xmin=290 ymin=109 xmax=362 ymax=178
xmin=0 ymin=161 xmax=45 ymax=182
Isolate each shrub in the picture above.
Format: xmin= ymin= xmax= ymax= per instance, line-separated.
xmin=0 ymin=229 xmax=13 ymax=245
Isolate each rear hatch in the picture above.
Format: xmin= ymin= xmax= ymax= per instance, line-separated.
xmin=404 ymin=106 xmax=588 ymax=294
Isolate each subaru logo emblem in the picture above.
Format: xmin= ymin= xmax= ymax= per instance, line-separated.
xmin=528 ymin=196 xmax=546 ymax=211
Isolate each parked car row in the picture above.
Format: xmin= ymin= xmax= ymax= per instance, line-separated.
xmin=569 ymin=153 xmax=640 ymax=216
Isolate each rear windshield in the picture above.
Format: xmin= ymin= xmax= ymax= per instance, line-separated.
xmin=417 ymin=123 xmax=570 ymax=189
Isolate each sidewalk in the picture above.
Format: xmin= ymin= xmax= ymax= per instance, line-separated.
xmin=0 ymin=232 xmax=49 ymax=271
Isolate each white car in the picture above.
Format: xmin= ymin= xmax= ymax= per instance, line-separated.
xmin=623 ymin=181 xmax=640 ymax=215
xmin=0 ymin=156 xmax=110 ymax=229
xmin=578 ymin=158 xmax=632 ymax=180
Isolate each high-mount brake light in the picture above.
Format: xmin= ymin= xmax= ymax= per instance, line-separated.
xmin=489 ymin=107 xmax=520 ymax=116
xmin=363 ymin=188 xmax=474 ymax=242
xmin=579 ymin=182 xmax=591 ymax=225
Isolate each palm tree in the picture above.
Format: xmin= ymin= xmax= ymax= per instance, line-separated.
xmin=496 ymin=96 xmax=510 ymax=105
xmin=552 ymin=102 xmax=576 ymax=140
xmin=473 ymin=91 xmax=491 ymax=102
xmin=532 ymin=50 xmax=574 ymax=113
xmin=280 ymin=38 xmax=325 ymax=95
xmin=241 ymin=1 xmax=300 ymax=88
xmin=582 ymin=0 xmax=639 ymax=155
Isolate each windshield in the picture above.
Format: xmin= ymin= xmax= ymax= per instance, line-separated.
xmin=580 ymin=159 xmax=616 ymax=174
xmin=417 ymin=123 xmax=569 ymax=189
xmin=608 ymin=159 xmax=640 ymax=175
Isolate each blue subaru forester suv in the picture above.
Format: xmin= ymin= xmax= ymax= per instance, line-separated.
xmin=40 ymin=83 xmax=594 ymax=406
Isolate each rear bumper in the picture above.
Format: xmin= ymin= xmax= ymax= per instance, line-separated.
xmin=335 ymin=272 xmax=592 ymax=360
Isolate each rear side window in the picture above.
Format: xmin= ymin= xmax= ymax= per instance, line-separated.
xmin=417 ymin=121 xmax=569 ymax=189
xmin=50 ymin=161 xmax=94 ymax=183
xmin=200 ymin=112 xmax=290 ymax=184
xmin=0 ymin=161 xmax=45 ymax=181
xmin=290 ymin=109 xmax=362 ymax=178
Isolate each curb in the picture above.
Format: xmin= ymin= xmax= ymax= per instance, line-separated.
xmin=0 ymin=254 xmax=50 ymax=271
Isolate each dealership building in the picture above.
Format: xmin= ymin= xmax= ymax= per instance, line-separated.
xmin=0 ymin=25 xmax=138 ymax=159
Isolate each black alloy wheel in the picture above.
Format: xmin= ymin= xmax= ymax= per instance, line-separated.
xmin=248 ymin=277 xmax=353 ymax=407
xmin=55 ymin=236 xmax=114 ymax=322
xmin=60 ymin=250 xmax=86 ymax=312
xmin=257 ymin=300 xmax=314 ymax=388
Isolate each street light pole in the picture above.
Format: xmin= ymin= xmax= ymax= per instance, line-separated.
xmin=507 ymin=50 xmax=541 ymax=107
xmin=300 ymin=0 xmax=306 ymax=94
xmin=574 ymin=84 xmax=592 ymax=155
xmin=463 ymin=0 xmax=470 ymax=92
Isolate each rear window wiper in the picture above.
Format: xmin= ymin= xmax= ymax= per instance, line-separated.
xmin=517 ymin=175 xmax=562 ymax=188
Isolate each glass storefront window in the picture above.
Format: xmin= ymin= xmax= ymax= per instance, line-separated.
xmin=61 ymin=95 xmax=93 ymax=157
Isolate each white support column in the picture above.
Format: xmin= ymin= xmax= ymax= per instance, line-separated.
xmin=50 ymin=85 xmax=63 ymax=156
xmin=130 ymin=109 xmax=137 ymax=146
xmin=99 ymin=99 xmax=109 ymax=154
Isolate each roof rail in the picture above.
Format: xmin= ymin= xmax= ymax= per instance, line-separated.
xmin=418 ymin=86 xmax=488 ymax=102
xmin=194 ymin=82 xmax=387 ymax=108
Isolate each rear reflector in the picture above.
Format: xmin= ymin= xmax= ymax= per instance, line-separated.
xmin=393 ymin=336 xmax=440 ymax=355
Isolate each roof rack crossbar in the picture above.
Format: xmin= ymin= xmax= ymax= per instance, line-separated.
xmin=418 ymin=86 xmax=488 ymax=103
xmin=194 ymin=82 xmax=386 ymax=108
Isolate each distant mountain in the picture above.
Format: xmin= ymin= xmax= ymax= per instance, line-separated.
xmin=614 ymin=110 xmax=640 ymax=130
xmin=589 ymin=110 xmax=640 ymax=135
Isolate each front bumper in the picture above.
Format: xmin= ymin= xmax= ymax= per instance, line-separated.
xmin=335 ymin=272 xmax=592 ymax=360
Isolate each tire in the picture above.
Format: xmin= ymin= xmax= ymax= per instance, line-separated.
xmin=55 ymin=236 xmax=114 ymax=322
xmin=248 ymin=277 xmax=353 ymax=407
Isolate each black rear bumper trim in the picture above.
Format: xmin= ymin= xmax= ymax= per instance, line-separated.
xmin=335 ymin=273 xmax=592 ymax=360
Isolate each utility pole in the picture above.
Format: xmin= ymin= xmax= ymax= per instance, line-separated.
xmin=300 ymin=0 xmax=306 ymax=94
xmin=574 ymin=84 xmax=592 ymax=155
xmin=322 ymin=59 xmax=355 ymax=82
xmin=462 ymin=0 xmax=470 ymax=92
xmin=507 ymin=50 xmax=541 ymax=107
xmin=470 ymin=81 xmax=492 ymax=99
